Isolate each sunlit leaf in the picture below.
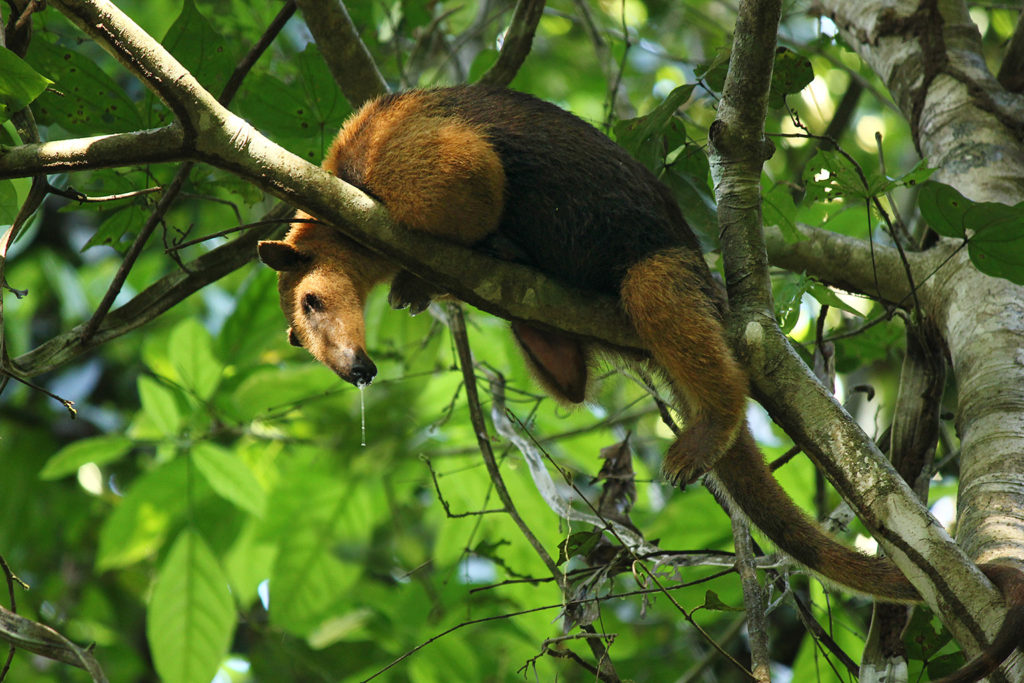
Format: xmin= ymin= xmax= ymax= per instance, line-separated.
xmin=40 ymin=435 xmax=133 ymax=480
xmin=97 ymin=459 xmax=190 ymax=570
xmin=768 ymin=47 xmax=814 ymax=108
xmin=138 ymin=375 xmax=183 ymax=436
xmin=147 ymin=530 xmax=235 ymax=683
xmin=169 ymin=318 xmax=221 ymax=401
xmin=192 ymin=442 xmax=266 ymax=516
xmin=269 ymin=526 xmax=360 ymax=636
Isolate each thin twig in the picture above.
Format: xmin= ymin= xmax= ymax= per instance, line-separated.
xmin=445 ymin=303 xmax=621 ymax=682
xmin=487 ymin=372 xmax=755 ymax=680
xmin=730 ymin=510 xmax=771 ymax=681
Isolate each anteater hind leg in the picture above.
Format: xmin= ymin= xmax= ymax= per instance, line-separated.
xmin=619 ymin=248 xmax=749 ymax=485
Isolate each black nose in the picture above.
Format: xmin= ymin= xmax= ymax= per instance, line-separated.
xmin=347 ymin=349 xmax=377 ymax=386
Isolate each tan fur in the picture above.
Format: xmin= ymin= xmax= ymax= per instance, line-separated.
xmin=259 ymin=89 xmax=1024 ymax=679
xmin=268 ymin=221 xmax=395 ymax=381
xmin=324 ymin=93 xmax=505 ymax=243
xmin=265 ymin=93 xmax=505 ymax=381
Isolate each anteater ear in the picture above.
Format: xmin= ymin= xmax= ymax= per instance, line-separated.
xmin=258 ymin=241 xmax=312 ymax=271
xmin=287 ymin=327 xmax=303 ymax=347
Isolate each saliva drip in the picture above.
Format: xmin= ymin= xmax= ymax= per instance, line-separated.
xmin=358 ymin=382 xmax=367 ymax=447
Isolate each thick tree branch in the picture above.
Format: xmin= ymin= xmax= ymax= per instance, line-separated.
xmin=477 ymin=0 xmax=545 ymax=88
xmin=715 ymin=0 xmax=1012 ymax=662
xmin=0 ymin=126 xmax=187 ymax=178
xmin=809 ymin=3 xmax=1024 ymax=672
xmin=763 ymin=223 xmax=922 ymax=305
xmin=709 ymin=7 xmax=779 ymax=676
xmin=293 ymin=0 xmax=388 ymax=105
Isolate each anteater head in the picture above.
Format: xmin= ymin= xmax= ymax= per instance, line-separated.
xmin=258 ymin=221 xmax=394 ymax=387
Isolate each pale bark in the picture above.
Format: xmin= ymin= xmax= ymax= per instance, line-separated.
xmin=799 ymin=1 xmax=1024 ymax=675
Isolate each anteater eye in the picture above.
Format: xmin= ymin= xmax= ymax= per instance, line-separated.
xmin=301 ymin=293 xmax=323 ymax=314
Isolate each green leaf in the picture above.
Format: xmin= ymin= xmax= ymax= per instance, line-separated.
xmin=966 ymin=203 xmax=1024 ymax=284
xmin=192 ymin=442 xmax=266 ymax=516
xmin=918 ymin=181 xmax=969 ymax=238
xmin=768 ymin=47 xmax=814 ymax=109
xmin=40 ymin=435 xmax=133 ymax=480
xmin=661 ymin=150 xmax=718 ymax=250
xmin=25 ymin=38 xmax=142 ymax=134
xmin=169 ymin=319 xmax=222 ymax=401
xmin=695 ymin=49 xmax=730 ymax=93
xmin=401 ymin=0 xmax=432 ymax=29
xmin=700 ymin=590 xmax=743 ymax=612
xmin=147 ymin=530 xmax=235 ymax=683
xmin=925 ymin=653 xmax=968 ymax=679
xmin=892 ymin=159 xmax=935 ymax=190
xmin=0 ymin=179 xmax=17 ymax=225
xmin=698 ymin=47 xmax=812 ymax=108
xmin=162 ymin=0 xmax=239 ymax=96
xmin=614 ymin=84 xmax=696 ymax=170
xmin=217 ymin=269 xmax=282 ymax=364
xmin=833 ymin=319 xmax=905 ymax=373
xmin=97 ymin=459 xmax=190 ymax=570
xmin=918 ymin=181 xmax=1024 ymax=284
xmin=803 ymin=149 xmax=879 ymax=203
xmin=0 ymin=46 xmax=52 ymax=123
xmin=555 ymin=530 xmax=603 ymax=566
xmin=773 ymin=272 xmax=808 ymax=334
xmin=468 ymin=49 xmax=500 ymax=83
xmin=805 ymin=281 xmax=864 ymax=317
xmin=83 ymin=205 xmax=145 ymax=251
xmin=223 ymin=519 xmax=278 ymax=607
xmin=904 ymin=608 xmax=952 ymax=660
xmin=138 ymin=375 xmax=183 ymax=436
xmin=762 ymin=182 xmax=803 ymax=243
xmin=269 ymin=526 xmax=361 ymax=636
xmin=234 ymin=45 xmax=351 ymax=163
xmin=227 ymin=365 xmax=338 ymax=423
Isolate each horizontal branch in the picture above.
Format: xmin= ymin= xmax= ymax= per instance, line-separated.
xmin=0 ymin=126 xmax=187 ymax=178
xmin=0 ymin=603 xmax=107 ymax=681
xmin=763 ymin=222 xmax=920 ymax=305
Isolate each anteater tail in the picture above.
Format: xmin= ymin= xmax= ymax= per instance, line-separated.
xmin=712 ymin=429 xmax=921 ymax=602
xmin=620 ymin=248 xmax=920 ymax=602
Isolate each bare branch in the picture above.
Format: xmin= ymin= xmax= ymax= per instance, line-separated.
xmin=0 ymin=126 xmax=187 ymax=178
xmin=0 ymin=603 xmax=108 ymax=682
xmin=293 ymin=0 xmax=388 ymax=106
xmin=477 ymin=0 xmax=545 ymax=88
xmin=730 ymin=510 xmax=770 ymax=682
xmin=716 ymin=0 xmax=1013 ymax=667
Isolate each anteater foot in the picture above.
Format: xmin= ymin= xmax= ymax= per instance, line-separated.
xmin=388 ymin=270 xmax=438 ymax=315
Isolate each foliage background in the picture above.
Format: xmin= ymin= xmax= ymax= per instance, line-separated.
xmin=2 ymin=0 xmax=1020 ymax=681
